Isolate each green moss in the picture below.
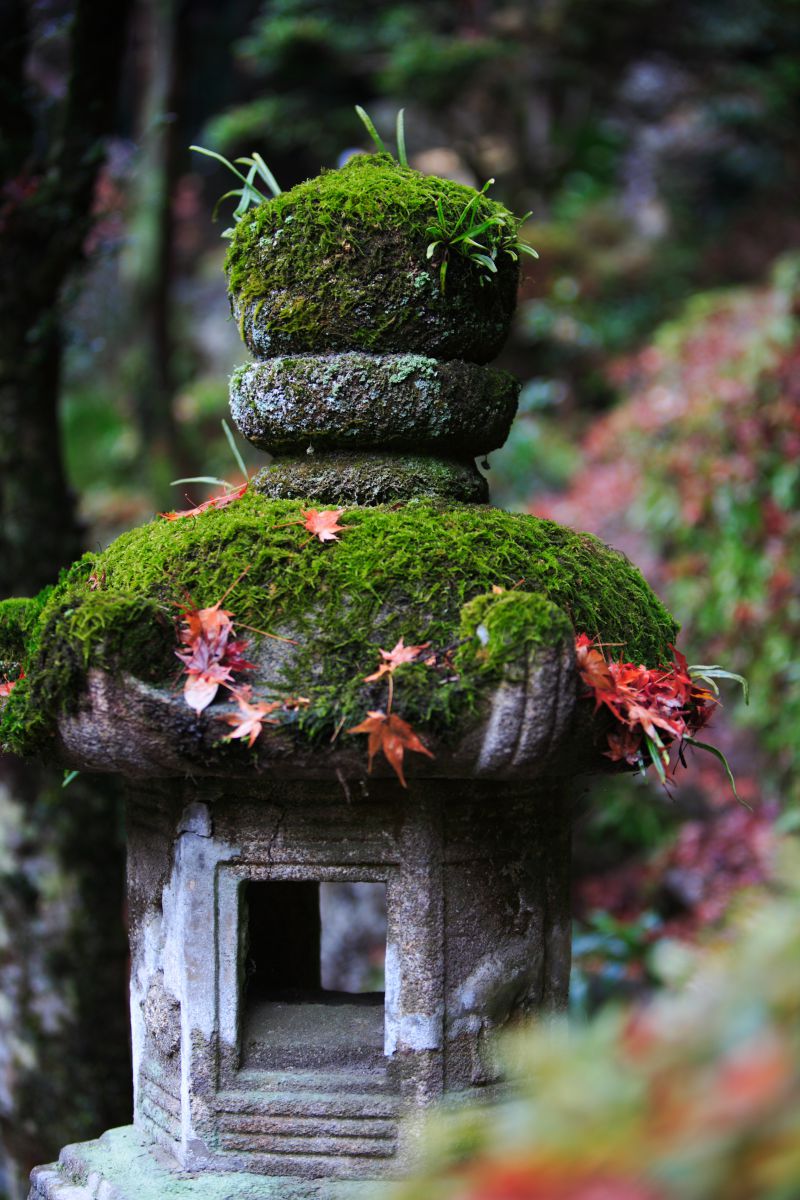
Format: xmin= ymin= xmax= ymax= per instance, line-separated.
xmin=456 ymin=592 xmax=574 ymax=682
xmin=0 ymin=595 xmax=47 ymax=662
xmin=0 ymin=494 xmax=677 ymax=756
xmin=225 ymin=154 xmax=519 ymax=362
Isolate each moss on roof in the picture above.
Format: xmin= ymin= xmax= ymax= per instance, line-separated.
xmin=0 ymin=494 xmax=678 ymax=757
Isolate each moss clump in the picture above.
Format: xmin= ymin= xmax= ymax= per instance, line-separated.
xmin=0 ymin=596 xmax=46 ymax=661
xmin=456 ymin=592 xmax=574 ymax=683
xmin=0 ymin=494 xmax=678 ymax=757
xmin=254 ymin=452 xmax=489 ymax=505
xmin=230 ymin=352 xmax=519 ymax=456
xmin=225 ymin=155 xmax=519 ymax=363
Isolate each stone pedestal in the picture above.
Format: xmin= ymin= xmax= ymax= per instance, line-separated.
xmin=29 ymin=777 xmax=569 ymax=1198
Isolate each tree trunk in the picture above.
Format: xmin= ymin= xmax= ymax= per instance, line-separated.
xmin=0 ymin=1 xmax=133 ymax=1193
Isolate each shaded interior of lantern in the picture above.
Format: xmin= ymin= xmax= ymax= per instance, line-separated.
xmin=240 ymin=879 xmax=387 ymax=1071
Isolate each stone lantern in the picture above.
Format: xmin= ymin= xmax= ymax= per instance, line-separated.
xmin=1 ymin=152 xmax=676 ymax=1199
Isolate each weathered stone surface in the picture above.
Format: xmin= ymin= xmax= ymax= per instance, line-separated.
xmin=28 ymin=1126 xmax=383 ymax=1198
xmin=252 ymin=451 xmax=489 ymax=505
xmin=230 ymin=354 xmax=519 ymax=456
xmin=51 ymin=621 xmax=579 ymax=781
xmin=114 ymin=776 xmax=570 ymax=1180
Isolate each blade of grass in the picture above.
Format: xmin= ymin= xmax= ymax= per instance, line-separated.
xmin=222 ymin=419 xmax=249 ymax=480
xmin=212 ymin=188 xmax=241 ymax=222
xmin=250 ymin=152 xmax=282 ymax=197
xmin=396 ymin=108 xmax=407 ymax=167
xmin=690 ymin=666 xmax=749 ymax=703
xmin=355 ymin=106 xmax=387 ymax=155
xmin=683 ymin=736 xmax=747 ymax=806
xmin=171 ymin=476 xmax=234 ymax=488
xmin=190 ymin=145 xmax=251 ymax=187
xmin=645 ymin=733 xmax=668 ymax=786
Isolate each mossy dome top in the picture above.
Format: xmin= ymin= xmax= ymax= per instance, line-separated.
xmin=0 ymin=496 xmax=677 ymax=776
xmin=225 ymin=154 xmax=520 ymax=362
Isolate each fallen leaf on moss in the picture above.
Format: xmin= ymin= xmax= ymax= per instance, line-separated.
xmin=301 ymin=508 xmax=348 ymax=542
xmin=363 ymin=638 xmax=431 ymax=682
xmin=161 ymin=481 xmax=248 ymax=521
xmin=176 ymin=598 xmax=253 ymax=713
xmin=347 ymin=710 xmax=434 ymax=787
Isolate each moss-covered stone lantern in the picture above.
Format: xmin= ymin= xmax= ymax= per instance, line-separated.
xmin=3 ymin=153 xmax=676 ymax=1199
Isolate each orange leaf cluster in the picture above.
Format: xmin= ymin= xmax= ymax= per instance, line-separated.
xmin=176 ymin=601 xmax=253 ymax=714
xmin=575 ymin=635 xmax=715 ymax=770
xmin=347 ymin=710 xmax=434 ymax=788
xmin=161 ymin=480 xmax=248 ymax=522
xmin=456 ymin=1160 xmax=666 ymax=1200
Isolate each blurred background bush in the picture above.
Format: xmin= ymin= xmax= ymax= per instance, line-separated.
xmin=1 ymin=0 xmax=799 ymax=1195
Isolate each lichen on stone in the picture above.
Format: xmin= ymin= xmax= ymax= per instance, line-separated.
xmin=229 ymin=352 xmax=519 ymax=456
xmin=225 ymin=154 xmax=519 ymax=362
xmin=0 ymin=493 xmax=678 ymax=758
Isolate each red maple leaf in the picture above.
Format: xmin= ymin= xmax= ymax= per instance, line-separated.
xmin=223 ymin=688 xmax=282 ymax=747
xmin=301 ymin=508 xmax=348 ymax=542
xmin=347 ymin=710 xmax=434 ymax=788
xmin=177 ymin=603 xmax=233 ymax=660
xmin=160 ymin=480 xmax=248 ymax=521
xmin=575 ymin=633 xmax=615 ymax=697
xmin=363 ymin=638 xmax=431 ymax=682
xmin=0 ymin=669 xmax=24 ymax=698
xmin=175 ymin=595 xmax=253 ymax=713
xmin=184 ymin=663 xmax=234 ymax=715
xmin=604 ymin=725 xmax=644 ymax=765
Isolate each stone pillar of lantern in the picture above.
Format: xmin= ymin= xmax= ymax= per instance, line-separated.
xmin=8 ymin=152 xmax=678 ymax=1200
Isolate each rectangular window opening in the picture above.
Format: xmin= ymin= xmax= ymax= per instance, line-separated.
xmin=240 ymin=880 xmax=387 ymax=1071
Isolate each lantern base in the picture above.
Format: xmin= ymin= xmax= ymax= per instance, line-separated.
xmin=29 ymin=1126 xmax=386 ymax=1200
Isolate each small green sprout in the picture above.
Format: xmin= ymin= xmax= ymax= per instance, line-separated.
xmin=354 ymin=105 xmax=408 ymax=167
xmin=426 ymin=178 xmax=539 ymax=293
xmin=170 ymin=421 xmax=250 ymax=493
xmin=190 ymin=145 xmax=281 ymax=238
